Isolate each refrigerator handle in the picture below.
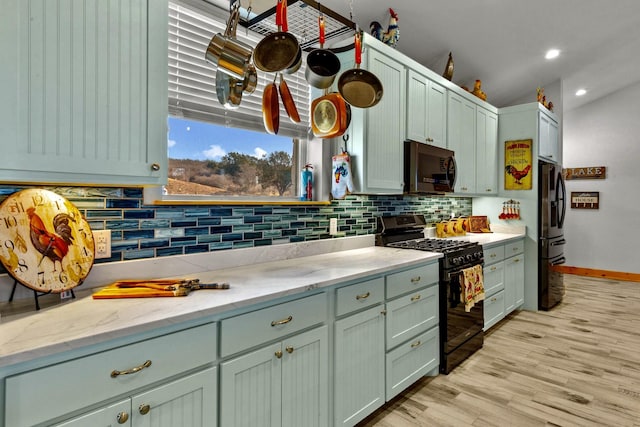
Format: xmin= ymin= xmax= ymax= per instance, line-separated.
xmin=550 ymin=256 xmax=566 ymax=266
xmin=550 ymin=239 xmax=567 ymax=246
xmin=556 ymin=171 xmax=567 ymax=228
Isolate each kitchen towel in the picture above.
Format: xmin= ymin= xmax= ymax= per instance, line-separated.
xmin=331 ymin=152 xmax=354 ymax=199
xmin=460 ymin=264 xmax=485 ymax=312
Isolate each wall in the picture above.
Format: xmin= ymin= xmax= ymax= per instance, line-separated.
xmin=0 ymin=184 xmax=471 ymax=301
xmin=562 ymin=81 xmax=640 ymax=273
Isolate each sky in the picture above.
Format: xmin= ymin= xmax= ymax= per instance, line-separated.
xmin=167 ymin=117 xmax=293 ymax=161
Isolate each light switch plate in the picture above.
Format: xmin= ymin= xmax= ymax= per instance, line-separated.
xmin=93 ymin=230 xmax=112 ymax=259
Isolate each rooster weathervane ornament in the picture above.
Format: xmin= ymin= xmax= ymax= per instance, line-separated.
xmin=370 ymin=8 xmax=399 ymax=48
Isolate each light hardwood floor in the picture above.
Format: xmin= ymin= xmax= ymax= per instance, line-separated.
xmin=357 ymin=275 xmax=640 ymax=427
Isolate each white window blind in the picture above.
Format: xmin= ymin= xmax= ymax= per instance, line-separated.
xmin=168 ymin=1 xmax=311 ymax=139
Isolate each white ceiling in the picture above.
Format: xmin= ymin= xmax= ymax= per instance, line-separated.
xmin=246 ymin=0 xmax=640 ymax=112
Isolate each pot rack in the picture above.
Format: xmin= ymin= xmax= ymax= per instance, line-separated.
xmin=239 ymin=0 xmax=357 ymax=52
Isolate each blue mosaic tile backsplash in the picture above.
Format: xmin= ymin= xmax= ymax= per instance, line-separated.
xmin=0 ymin=185 xmax=471 ymax=271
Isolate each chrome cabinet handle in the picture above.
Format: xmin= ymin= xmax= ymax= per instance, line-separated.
xmin=410 ymin=276 xmax=421 ymax=283
xmin=356 ymin=292 xmax=370 ymax=300
xmin=111 ymin=360 xmax=152 ymax=378
xmin=116 ymin=412 xmax=129 ymax=424
xmin=151 ymin=163 xmax=160 ymax=171
xmin=411 ymin=294 xmax=421 ymax=302
xmin=139 ymin=404 xmax=151 ymax=415
xmin=271 ymin=315 xmax=293 ymax=326
xmin=411 ymin=340 xmax=422 ymax=348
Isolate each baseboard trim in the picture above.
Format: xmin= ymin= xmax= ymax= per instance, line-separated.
xmin=556 ymin=265 xmax=640 ymax=283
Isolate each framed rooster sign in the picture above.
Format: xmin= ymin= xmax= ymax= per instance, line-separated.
xmin=504 ymin=139 xmax=533 ymax=190
xmin=0 ymin=189 xmax=95 ymax=293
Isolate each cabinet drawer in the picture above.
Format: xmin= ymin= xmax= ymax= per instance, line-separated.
xmin=484 ymin=290 xmax=505 ymax=331
xmin=5 ymin=322 xmax=216 ymax=427
xmin=220 ymin=293 xmax=327 ymax=358
xmin=483 ymin=261 xmax=505 ymax=296
xmin=336 ymin=277 xmax=385 ymax=317
xmin=483 ymin=245 xmax=505 ymax=264
xmin=386 ymin=263 xmax=439 ymax=299
xmin=505 ymin=240 xmax=524 ymax=256
xmin=386 ymin=284 xmax=438 ymax=350
xmin=385 ymin=327 xmax=439 ymax=400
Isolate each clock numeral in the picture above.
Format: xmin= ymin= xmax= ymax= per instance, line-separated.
xmin=2 ymin=216 xmax=18 ymax=229
xmin=59 ymin=271 xmax=69 ymax=284
xmin=31 ymin=194 xmax=46 ymax=207
xmin=17 ymin=259 xmax=29 ymax=273
xmin=38 ymin=271 xmax=46 ymax=285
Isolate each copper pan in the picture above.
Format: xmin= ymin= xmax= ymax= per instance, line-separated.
xmin=253 ymin=0 xmax=299 ymax=73
xmin=338 ymin=32 xmax=383 ymax=108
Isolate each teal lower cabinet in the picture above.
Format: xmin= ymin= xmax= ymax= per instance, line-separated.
xmin=4 ymin=323 xmax=217 ymax=427
xmin=334 ymin=305 xmax=386 ymax=427
xmin=334 ymin=262 xmax=441 ymax=426
xmin=220 ymin=326 xmax=329 ymax=427
xmin=483 ymin=238 xmax=525 ymax=330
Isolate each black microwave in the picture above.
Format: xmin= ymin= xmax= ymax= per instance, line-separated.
xmin=403 ymin=140 xmax=457 ymax=193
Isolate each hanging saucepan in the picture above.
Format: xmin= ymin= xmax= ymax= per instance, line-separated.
xmin=278 ymin=73 xmax=301 ymax=123
xmin=311 ymin=90 xmax=350 ymax=138
xmin=253 ymin=0 xmax=300 ymax=73
xmin=305 ymin=14 xmax=341 ymax=89
xmin=205 ymin=3 xmax=253 ymax=80
xmin=338 ymin=32 xmax=383 ymax=108
xmin=262 ymin=75 xmax=280 ymax=134
xmin=285 ymin=44 xmax=303 ymax=74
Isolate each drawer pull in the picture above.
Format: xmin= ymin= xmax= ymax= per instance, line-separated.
xmin=271 ymin=315 xmax=293 ymax=327
xmin=116 ymin=412 xmax=129 ymax=424
xmin=275 ymin=350 xmax=283 ymax=359
xmin=410 ymin=276 xmax=421 ymax=283
xmin=381 ymin=309 xmax=387 ymax=316
xmin=356 ymin=292 xmax=370 ymax=300
xmin=110 ymin=359 xmax=152 ymax=378
xmin=490 ymin=253 xmax=496 ymax=258
xmin=411 ymin=294 xmax=422 ymax=302
xmin=286 ymin=346 xmax=294 ymax=354
xmin=490 ymin=266 xmax=496 ymax=271
xmin=491 ymin=297 xmax=497 ymax=302
xmin=411 ymin=340 xmax=422 ymax=348
xmin=514 ymin=259 xmax=520 ymax=263
xmin=139 ymin=404 xmax=151 ymax=415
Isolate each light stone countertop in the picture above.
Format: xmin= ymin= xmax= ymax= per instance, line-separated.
xmin=0 ymin=243 xmax=441 ymax=368
xmin=0 ymin=230 xmax=526 ymax=369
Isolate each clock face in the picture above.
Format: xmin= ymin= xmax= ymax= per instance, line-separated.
xmin=0 ymin=189 xmax=95 ymax=293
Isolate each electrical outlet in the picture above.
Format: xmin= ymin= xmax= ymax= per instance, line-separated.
xmin=93 ymin=230 xmax=112 ymax=259
xmin=60 ymin=290 xmax=74 ymax=300
xmin=329 ymin=218 xmax=338 ymax=235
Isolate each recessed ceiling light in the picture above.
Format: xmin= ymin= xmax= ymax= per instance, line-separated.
xmin=545 ymin=49 xmax=560 ymax=60
xmin=575 ymin=89 xmax=587 ymax=96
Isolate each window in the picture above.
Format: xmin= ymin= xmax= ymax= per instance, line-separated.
xmin=148 ymin=0 xmax=315 ymax=203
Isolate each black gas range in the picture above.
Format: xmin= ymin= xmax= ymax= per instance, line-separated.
xmin=376 ymin=214 xmax=485 ymax=374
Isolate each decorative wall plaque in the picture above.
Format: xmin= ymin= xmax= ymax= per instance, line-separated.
xmin=504 ymin=139 xmax=533 ymax=190
xmin=564 ymin=166 xmax=606 ymax=180
xmin=571 ymin=191 xmax=600 ymax=209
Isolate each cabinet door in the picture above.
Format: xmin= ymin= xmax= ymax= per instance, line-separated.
xmin=426 ymin=80 xmax=447 ymax=148
xmin=476 ymin=107 xmax=498 ymax=194
xmin=406 ymin=69 xmax=429 ymax=142
xmin=406 ymin=70 xmax=446 ymax=148
xmin=0 ymin=0 xmax=167 ymax=185
xmin=539 ymin=112 xmax=559 ymax=162
xmin=447 ymin=92 xmax=476 ymax=194
xmin=220 ymin=343 xmax=282 ymax=427
xmin=53 ymin=399 xmax=131 ymax=427
xmin=281 ymin=326 xmax=329 ymax=427
xmin=131 ymin=367 xmax=217 ymax=427
xmin=505 ymin=254 xmax=525 ymax=312
xmin=362 ymin=47 xmax=406 ymax=193
xmin=334 ymin=305 xmax=385 ymax=427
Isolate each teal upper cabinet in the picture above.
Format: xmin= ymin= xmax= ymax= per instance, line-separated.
xmin=406 ymin=69 xmax=447 ymax=148
xmin=447 ymin=91 xmax=498 ymax=195
xmin=538 ymin=107 xmax=560 ymax=163
xmin=348 ymin=34 xmax=406 ymax=194
xmin=0 ymin=0 xmax=168 ymax=185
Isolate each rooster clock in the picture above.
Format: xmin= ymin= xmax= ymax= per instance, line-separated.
xmin=0 ymin=189 xmax=95 ymax=294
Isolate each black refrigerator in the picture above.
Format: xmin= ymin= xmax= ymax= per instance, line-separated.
xmin=538 ymin=160 xmax=567 ymax=310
